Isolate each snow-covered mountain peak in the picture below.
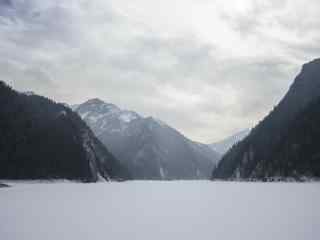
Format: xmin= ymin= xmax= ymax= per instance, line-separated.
xmin=75 ymin=99 xmax=142 ymax=135
xmin=144 ymin=116 xmax=169 ymax=129
xmin=84 ymin=98 xmax=106 ymax=105
xmin=82 ymin=98 xmax=119 ymax=113
xmin=118 ymin=111 xmax=139 ymax=123
xmin=75 ymin=99 xmax=221 ymax=179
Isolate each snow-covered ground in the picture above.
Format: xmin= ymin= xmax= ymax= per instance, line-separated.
xmin=1 ymin=181 xmax=319 ymax=240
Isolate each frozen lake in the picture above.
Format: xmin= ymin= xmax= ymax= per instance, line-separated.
xmin=1 ymin=181 xmax=319 ymax=240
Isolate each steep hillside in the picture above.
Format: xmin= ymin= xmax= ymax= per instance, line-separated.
xmin=0 ymin=82 xmax=130 ymax=181
xmin=212 ymin=58 xmax=320 ymax=180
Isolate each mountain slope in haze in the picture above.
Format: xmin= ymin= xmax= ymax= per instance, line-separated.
xmin=0 ymin=82 xmax=130 ymax=181
xmin=75 ymin=99 xmax=221 ymax=179
xmin=212 ymin=58 xmax=320 ymax=180
xmin=210 ymin=129 xmax=250 ymax=155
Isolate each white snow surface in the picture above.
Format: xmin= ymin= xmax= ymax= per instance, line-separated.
xmin=79 ymin=111 xmax=90 ymax=119
xmin=1 ymin=181 xmax=319 ymax=240
xmin=118 ymin=111 xmax=138 ymax=123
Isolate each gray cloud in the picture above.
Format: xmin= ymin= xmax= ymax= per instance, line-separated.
xmin=0 ymin=0 xmax=319 ymax=142
xmin=220 ymin=0 xmax=288 ymax=36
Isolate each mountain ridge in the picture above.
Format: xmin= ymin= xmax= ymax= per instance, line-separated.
xmin=75 ymin=99 xmax=221 ymax=179
xmin=0 ymin=81 xmax=130 ymax=182
xmin=212 ymin=58 xmax=320 ymax=180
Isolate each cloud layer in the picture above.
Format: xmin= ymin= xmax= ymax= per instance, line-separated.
xmin=1 ymin=0 xmax=320 ymax=142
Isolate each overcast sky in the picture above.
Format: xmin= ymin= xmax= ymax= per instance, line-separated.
xmin=1 ymin=0 xmax=320 ymax=143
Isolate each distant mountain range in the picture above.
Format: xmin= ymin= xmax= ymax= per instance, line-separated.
xmin=2 ymin=58 xmax=320 ymax=182
xmin=0 ymin=82 xmax=130 ymax=182
xmin=212 ymin=58 xmax=320 ymax=180
xmin=210 ymin=129 xmax=250 ymax=155
xmin=75 ymin=99 xmax=221 ymax=179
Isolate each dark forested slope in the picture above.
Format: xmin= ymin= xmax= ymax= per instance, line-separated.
xmin=0 ymin=81 xmax=130 ymax=181
xmin=212 ymin=58 xmax=320 ymax=180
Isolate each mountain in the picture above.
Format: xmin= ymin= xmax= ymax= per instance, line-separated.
xmin=212 ymin=58 xmax=320 ymax=180
xmin=0 ymin=81 xmax=130 ymax=182
xmin=23 ymin=91 xmax=36 ymax=96
xmin=70 ymin=104 xmax=80 ymax=111
xmin=266 ymin=96 xmax=320 ymax=178
xmin=210 ymin=129 xmax=250 ymax=155
xmin=75 ymin=99 xmax=221 ymax=179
